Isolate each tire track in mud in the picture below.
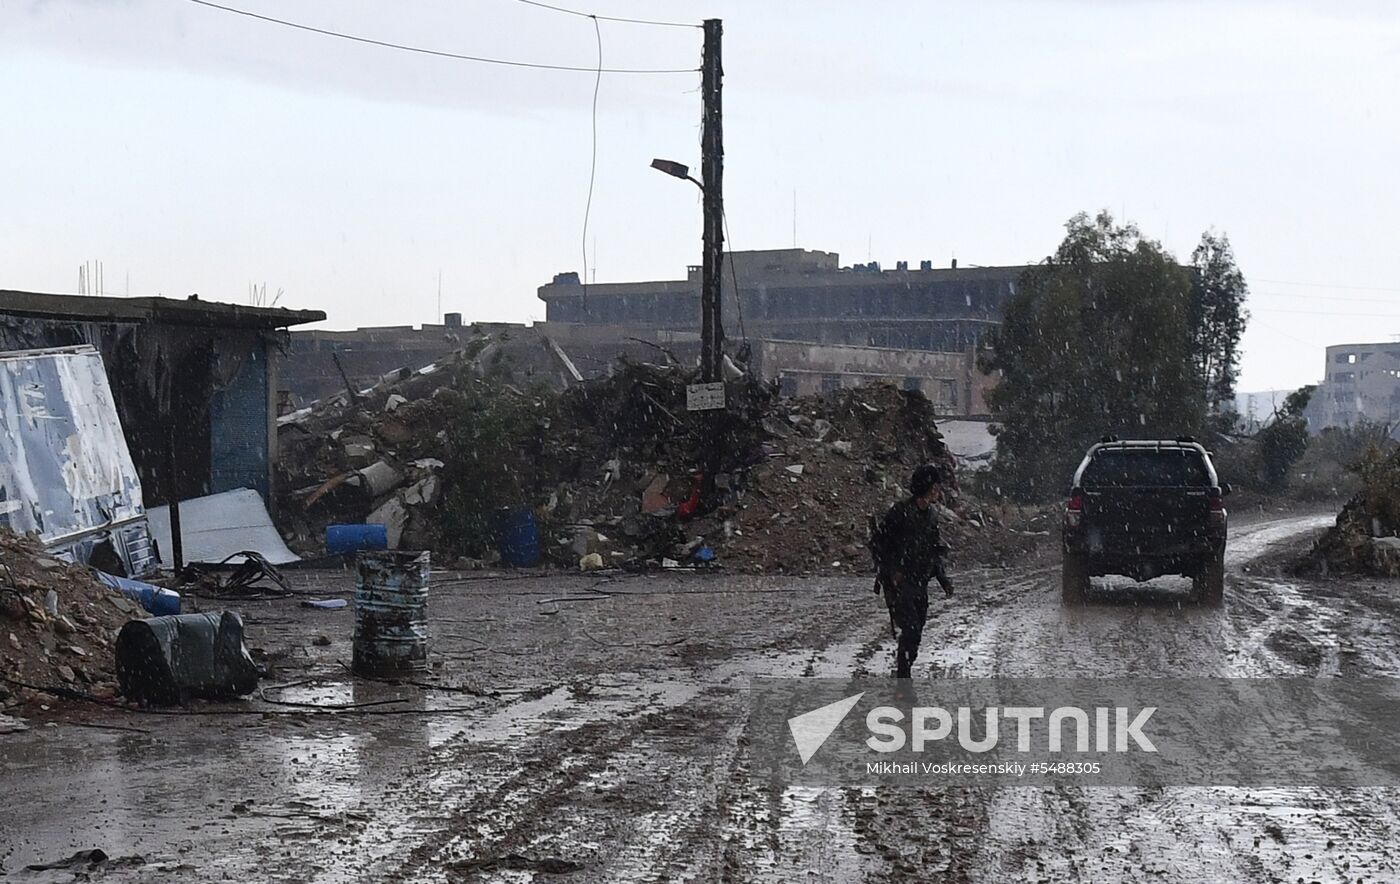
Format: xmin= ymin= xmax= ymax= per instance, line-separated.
xmin=307 ymin=620 xmax=898 ymax=881
xmin=303 ymin=514 xmax=1398 ymax=883
xmin=932 ymin=513 xmax=1400 ymax=883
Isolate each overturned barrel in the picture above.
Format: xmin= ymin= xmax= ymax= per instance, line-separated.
xmin=116 ymin=611 xmax=260 ymax=706
xmin=353 ymin=550 xmax=430 ymax=676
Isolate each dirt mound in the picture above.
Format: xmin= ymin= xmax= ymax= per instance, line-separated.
xmin=0 ymin=529 xmax=141 ymax=708
xmin=1297 ymin=447 xmax=1400 ymax=577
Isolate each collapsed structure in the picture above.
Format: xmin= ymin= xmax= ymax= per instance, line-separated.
xmin=274 ymin=330 xmax=1024 ymax=574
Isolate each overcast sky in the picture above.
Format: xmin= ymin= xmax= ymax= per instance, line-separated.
xmin=2 ymin=0 xmax=1398 ymax=393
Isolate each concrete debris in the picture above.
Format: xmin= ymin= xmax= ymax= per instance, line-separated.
xmin=367 ymin=497 xmax=409 ymax=550
xmin=274 ymin=349 xmax=1042 ymax=574
xmin=402 ymin=476 xmax=441 ymax=507
xmin=641 ymin=474 xmax=672 ymax=514
xmin=357 ymin=461 xmax=405 ymax=498
xmin=0 ymin=528 xmax=139 ymax=709
xmin=578 ymin=553 xmax=605 ymax=571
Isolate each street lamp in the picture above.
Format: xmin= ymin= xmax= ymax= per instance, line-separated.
xmin=650 ymin=157 xmax=722 ymax=385
xmin=650 ymin=158 xmax=703 ymax=191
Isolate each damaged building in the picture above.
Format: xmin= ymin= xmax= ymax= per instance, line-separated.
xmin=279 ymin=249 xmax=1024 ymax=418
xmin=0 ymin=291 xmax=324 ymax=507
xmin=280 ymin=317 xmax=611 ymax=407
xmin=537 ymin=249 xmax=1027 ymax=415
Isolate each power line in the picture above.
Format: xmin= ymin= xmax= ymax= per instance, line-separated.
xmin=1254 ymin=277 xmax=1400 ymax=293
xmin=1252 ymin=289 xmax=1400 ymax=306
xmin=1252 ymin=306 xmax=1400 ymax=319
xmin=514 ymin=0 xmax=699 ymax=28
xmin=181 ymin=0 xmax=698 ymax=73
xmin=1248 ymin=317 xmax=1320 ymax=349
xmin=722 ymin=207 xmax=747 ymax=344
xmin=580 ymin=15 xmax=601 ymax=311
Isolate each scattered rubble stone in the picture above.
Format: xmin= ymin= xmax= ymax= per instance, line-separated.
xmin=0 ymin=528 xmax=138 ymax=708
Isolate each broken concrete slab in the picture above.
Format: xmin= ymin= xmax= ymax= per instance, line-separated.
xmin=342 ymin=436 xmax=376 ymax=462
xmin=368 ymin=497 xmax=409 ymax=549
xmin=402 ymin=475 xmax=441 ymax=507
xmin=642 ymin=474 xmax=672 ymax=514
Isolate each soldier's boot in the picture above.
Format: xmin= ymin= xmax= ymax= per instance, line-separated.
xmin=895 ymin=644 xmax=913 ymax=679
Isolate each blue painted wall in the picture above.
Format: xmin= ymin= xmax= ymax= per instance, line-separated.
xmin=209 ymin=339 xmax=269 ymax=498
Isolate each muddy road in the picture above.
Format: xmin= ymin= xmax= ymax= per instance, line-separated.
xmin=3 ymin=512 xmax=1398 ymax=882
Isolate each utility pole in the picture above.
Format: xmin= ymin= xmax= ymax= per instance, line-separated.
xmin=700 ymin=18 xmax=724 ymax=383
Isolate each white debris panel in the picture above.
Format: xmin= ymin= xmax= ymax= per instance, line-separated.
xmin=147 ymin=487 xmax=300 ymax=567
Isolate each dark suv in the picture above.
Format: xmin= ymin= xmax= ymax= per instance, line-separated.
xmin=1062 ymin=439 xmax=1230 ymax=606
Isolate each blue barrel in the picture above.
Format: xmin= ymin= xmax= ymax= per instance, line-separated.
xmin=94 ymin=571 xmax=182 ymax=616
xmin=352 ymin=550 xmax=429 ymax=676
xmin=496 ymin=507 xmax=540 ymax=567
xmin=327 ymin=524 xmax=388 ymax=556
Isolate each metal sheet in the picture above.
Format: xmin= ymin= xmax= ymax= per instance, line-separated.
xmin=147 ymin=487 xmax=300 ymax=567
xmin=0 ymin=345 xmax=156 ymax=575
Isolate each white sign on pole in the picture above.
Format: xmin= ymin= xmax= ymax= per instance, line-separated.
xmin=686 ymin=382 xmax=726 ymax=411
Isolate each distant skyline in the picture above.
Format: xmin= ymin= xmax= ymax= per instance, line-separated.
xmin=2 ymin=0 xmax=1398 ymax=392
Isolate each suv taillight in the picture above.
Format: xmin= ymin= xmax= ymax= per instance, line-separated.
xmin=1065 ymin=491 xmax=1084 ymax=528
xmin=1209 ymin=490 xmax=1227 ymax=528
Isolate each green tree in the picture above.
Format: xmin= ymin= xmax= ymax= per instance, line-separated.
xmin=1255 ymin=385 xmax=1314 ymax=490
xmin=1189 ymin=232 xmax=1250 ymax=422
xmin=438 ymin=379 xmax=556 ymax=556
xmin=980 ymin=211 xmax=1208 ymax=498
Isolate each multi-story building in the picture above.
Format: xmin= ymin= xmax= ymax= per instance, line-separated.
xmin=537 ymin=249 xmax=1026 ymax=415
xmin=278 ymin=249 xmax=1027 ymax=418
xmin=538 ymin=248 xmax=1027 ymax=353
xmin=1305 ymin=342 xmax=1400 ymax=431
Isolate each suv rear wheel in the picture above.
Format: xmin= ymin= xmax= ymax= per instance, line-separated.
xmin=1062 ymin=552 xmax=1090 ymax=605
xmin=1194 ymin=550 xmax=1225 ymax=607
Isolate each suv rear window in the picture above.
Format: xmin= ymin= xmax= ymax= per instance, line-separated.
xmin=1081 ymin=449 xmax=1210 ymax=487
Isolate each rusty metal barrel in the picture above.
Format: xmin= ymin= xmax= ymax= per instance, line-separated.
xmin=352 ymin=550 xmax=430 ymax=676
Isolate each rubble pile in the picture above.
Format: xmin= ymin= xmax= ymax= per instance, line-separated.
xmin=0 ymin=529 xmax=139 ymax=708
xmin=642 ymin=384 xmax=1027 ymax=575
xmin=274 ymin=348 xmax=1046 ymax=573
xmin=275 ymin=348 xmax=487 ymax=555
xmin=1298 ymin=447 xmax=1400 ymax=577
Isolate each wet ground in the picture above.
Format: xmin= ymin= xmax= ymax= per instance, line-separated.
xmin=3 ymin=512 xmax=1399 ymax=882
